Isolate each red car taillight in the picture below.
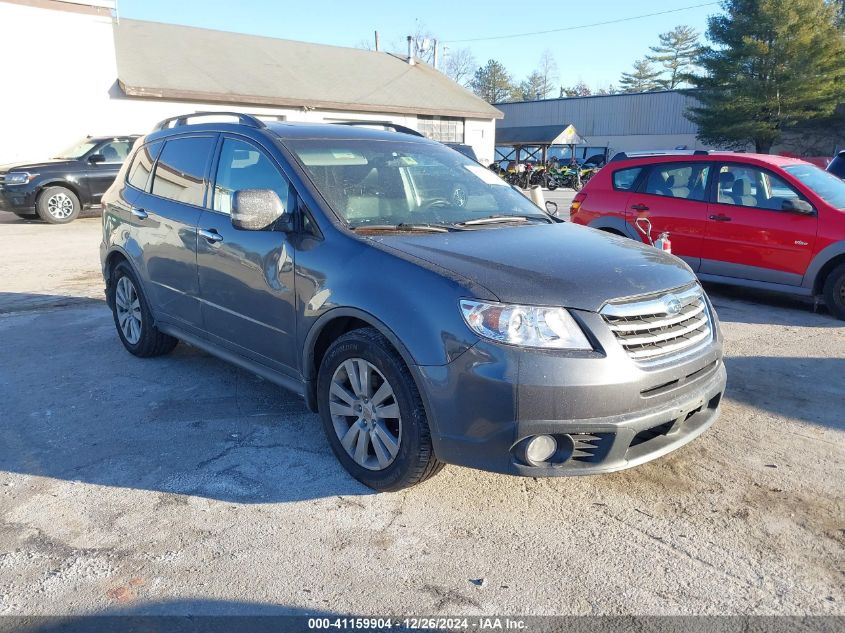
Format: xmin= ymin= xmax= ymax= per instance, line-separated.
xmin=570 ymin=192 xmax=587 ymax=218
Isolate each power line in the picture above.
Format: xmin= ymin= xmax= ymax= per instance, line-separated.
xmin=443 ymin=2 xmax=719 ymax=44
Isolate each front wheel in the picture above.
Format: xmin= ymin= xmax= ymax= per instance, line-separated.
xmin=317 ymin=327 xmax=444 ymax=491
xmin=822 ymin=262 xmax=845 ymax=321
xmin=36 ymin=186 xmax=80 ymax=224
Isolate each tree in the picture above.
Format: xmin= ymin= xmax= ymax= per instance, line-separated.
xmin=646 ymin=25 xmax=701 ymax=89
xmin=560 ymin=81 xmax=593 ymax=97
xmin=619 ymin=59 xmax=663 ymax=92
xmin=687 ymin=0 xmax=845 ymax=153
xmin=442 ymin=47 xmax=476 ymax=87
xmin=536 ymin=49 xmax=559 ymax=99
xmin=471 ymin=59 xmax=514 ymax=103
xmin=514 ymin=71 xmax=546 ymax=101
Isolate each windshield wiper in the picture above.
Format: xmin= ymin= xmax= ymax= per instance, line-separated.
xmin=457 ymin=215 xmax=551 ymax=227
xmin=350 ymin=223 xmax=461 ymax=233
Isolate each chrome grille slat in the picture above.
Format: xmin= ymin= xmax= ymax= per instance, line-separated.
xmin=601 ymin=286 xmax=712 ymax=364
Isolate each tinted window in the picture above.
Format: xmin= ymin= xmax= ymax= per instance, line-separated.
xmin=612 ymin=167 xmax=642 ymax=191
xmin=99 ymin=140 xmax=133 ymax=163
xmin=126 ymin=141 xmax=162 ymax=192
xmin=151 ymin=136 xmax=215 ymax=206
xmin=212 ymin=138 xmax=290 ymax=214
xmin=828 ymin=154 xmax=845 ymax=179
xmin=718 ymin=164 xmax=803 ymax=211
xmin=643 ymin=163 xmax=710 ymax=201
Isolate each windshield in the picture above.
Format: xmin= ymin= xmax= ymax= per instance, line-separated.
xmin=286 ymin=139 xmax=550 ymax=228
xmin=53 ymin=139 xmax=98 ymax=159
xmin=784 ymin=163 xmax=845 ymax=209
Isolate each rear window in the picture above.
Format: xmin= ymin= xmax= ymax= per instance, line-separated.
xmin=784 ymin=163 xmax=845 ymax=209
xmin=151 ymin=136 xmax=216 ymax=206
xmin=126 ymin=141 xmax=162 ymax=192
xmin=612 ymin=167 xmax=642 ymax=191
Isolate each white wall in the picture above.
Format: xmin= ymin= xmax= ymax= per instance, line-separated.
xmin=0 ymin=2 xmax=496 ymax=165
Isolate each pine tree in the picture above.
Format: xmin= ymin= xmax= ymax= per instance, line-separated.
xmin=619 ymin=59 xmax=663 ymax=93
xmin=687 ymin=0 xmax=845 ymax=153
xmin=514 ymin=71 xmax=546 ymax=101
xmin=647 ymin=25 xmax=701 ymax=89
xmin=471 ymin=60 xmax=515 ymax=103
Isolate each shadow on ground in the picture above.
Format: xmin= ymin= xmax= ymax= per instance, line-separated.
xmin=703 ymin=282 xmax=840 ymax=327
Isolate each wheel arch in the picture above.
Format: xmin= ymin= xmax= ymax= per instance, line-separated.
xmin=35 ymin=180 xmax=84 ymax=207
xmin=302 ymin=307 xmax=422 ymax=414
xmin=587 ymin=216 xmax=642 ymax=241
xmin=102 ymin=247 xmax=142 ymax=309
xmin=804 ymin=242 xmax=845 ymax=294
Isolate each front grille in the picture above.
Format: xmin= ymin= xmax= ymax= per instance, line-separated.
xmin=601 ymin=285 xmax=712 ymax=363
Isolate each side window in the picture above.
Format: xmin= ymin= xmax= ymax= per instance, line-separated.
xmin=212 ymin=138 xmax=290 ymax=214
xmin=151 ymin=136 xmax=216 ymax=206
xmin=717 ymin=164 xmax=801 ymax=210
xmin=643 ymin=163 xmax=710 ymax=201
xmin=126 ymin=141 xmax=162 ymax=192
xmin=612 ymin=167 xmax=642 ymax=191
xmin=98 ymin=140 xmax=133 ymax=164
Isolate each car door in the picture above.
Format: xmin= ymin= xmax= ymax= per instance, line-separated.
xmin=701 ymin=163 xmax=818 ymax=285
xmin=196 ymin=135 xmax=298 ymax=372
xmin=83 ymin=139 xmax=134 ymax=205
xmin=624 ymin=161 xmax=712 ymax=271
xmin=135 ymin=134 xmax=217 ymax=327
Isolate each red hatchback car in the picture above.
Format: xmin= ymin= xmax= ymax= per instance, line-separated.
xmin=570 ymin=151 xmax=845 ymax=320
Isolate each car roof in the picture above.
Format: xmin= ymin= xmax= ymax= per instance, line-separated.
xmin=609 ymin=152 xmax=809 ymax=169
xmin=264 ymin=121 xmax=434 ymax=144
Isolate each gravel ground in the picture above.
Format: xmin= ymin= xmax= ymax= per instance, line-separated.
xmin=0 ymin=215 xmax=842 ymax=616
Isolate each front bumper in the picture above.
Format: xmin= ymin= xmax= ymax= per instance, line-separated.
xmin=0 ymin=187 xmax=36 ymax=214
xmin=416 ymin=308 xmax=726 ymax=477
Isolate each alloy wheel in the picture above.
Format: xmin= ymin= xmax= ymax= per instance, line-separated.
xmin=329 ymin=358 xmax=402 ymax=471
xmin=115 ymin=276 xmax=143 ymax=345
xmin=46 ymin=192 xmax=74 ymax=219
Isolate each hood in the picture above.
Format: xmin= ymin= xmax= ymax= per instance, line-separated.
xmin=0 ymin=159 xmax=78 ymax=173
xmin=370 ymin=222 xmax=697 ymax=312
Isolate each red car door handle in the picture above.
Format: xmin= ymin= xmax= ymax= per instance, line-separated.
xmin=709 ymin=214 xmax=732 ymax=222
xmin=630 ymin=203 xmax=649 ymax=211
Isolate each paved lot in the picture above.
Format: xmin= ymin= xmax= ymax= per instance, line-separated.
xmin=0 ymin=215 xmax=843 ymax=616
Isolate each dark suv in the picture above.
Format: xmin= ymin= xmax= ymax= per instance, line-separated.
xmin=0 ymin=136 xmax=138 ymax=223
xmin=101 ymin=112 xmax=726 ymax=491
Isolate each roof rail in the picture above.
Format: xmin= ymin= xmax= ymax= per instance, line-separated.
xmin=333 ymin=120 xmax=424 ymax=137
xmin=153 ymin=112 xmax=268 ymax=132
xmin=609 ymin=149 xmax=713 ymax=162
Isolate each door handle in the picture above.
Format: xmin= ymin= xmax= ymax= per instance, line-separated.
xmin=708 ymin=214 xmax=732 ymax=222
xmin=198 ymin=228 xmax=224 ymax=243
xmin=630 ymin=203 xmax=649 ymax=211
xmin=130 ymin=207 xmax=148 ymax=220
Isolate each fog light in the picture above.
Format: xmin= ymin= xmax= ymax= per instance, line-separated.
xmin=525 ymin=435 xmax=557 ymax=464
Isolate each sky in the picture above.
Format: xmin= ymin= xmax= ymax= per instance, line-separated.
xmin=116 ymin=0 xmax=719 ymax=90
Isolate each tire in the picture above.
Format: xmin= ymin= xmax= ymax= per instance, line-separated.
xmin=546 ymin=176 xmax=559 ymax=191
xmin=317 ymin=327 xmax=444 ymax=491
xmin=36 ymin=186 xmax=80 ymax=224
xmin=109 ymin=261 xmax=178 ymax=357
xmin=822 ymin=262 xmax=845 ymax=321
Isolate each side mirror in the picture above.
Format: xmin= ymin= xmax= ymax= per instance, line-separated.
xmin=88 ymin=154 xmax=106 ymax=164
xmin=232 ymin=189 xmax=292 ymax=231
xmin=782 ymin=198 xmax=814 ymax=215
xmin=545 ymin=200 xmax=559 ymax=216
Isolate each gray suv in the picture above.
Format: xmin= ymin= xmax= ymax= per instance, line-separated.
xmin=101 ymin=112 xmax=726 ymax=491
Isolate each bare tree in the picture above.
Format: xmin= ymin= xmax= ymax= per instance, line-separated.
xmin=442 ymin=47 xmax=476 ymax=86
xmin=537 ymin=49 xmax=559 ymax=98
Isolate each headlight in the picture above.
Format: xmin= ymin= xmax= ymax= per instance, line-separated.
xmin=4 ymin=172 xmax=35 ymax=185
xmin=460 ymin=299 xmax=592 ymax=349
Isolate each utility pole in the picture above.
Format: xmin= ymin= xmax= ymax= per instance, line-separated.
xmin=432 ymin=39 xmax=438 ymax=69
xmin=374 ymin=30 xmax=379 ymax=52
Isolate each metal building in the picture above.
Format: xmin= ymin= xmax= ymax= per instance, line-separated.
xmin=495 ymin=91 xmax=712 ymax=163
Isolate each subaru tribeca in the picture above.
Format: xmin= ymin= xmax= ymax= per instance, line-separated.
xmin=100 ymin=113 xmax=726 ymax=491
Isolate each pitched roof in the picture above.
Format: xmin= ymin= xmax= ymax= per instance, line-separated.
xmin=496 ymin=124 xmax=585 ymax=146
xmin=113 ymin=19 xmax=502 ymax=120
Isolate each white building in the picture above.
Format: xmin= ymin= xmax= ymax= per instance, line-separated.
xmin=0 ymin=0 xmax=501 ymax=165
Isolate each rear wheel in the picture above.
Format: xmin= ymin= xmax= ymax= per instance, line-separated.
xmin=822 ymin=262 xmax=845 ymax=321
xmin=36 ymin=186 xmax=80 ymax=224
xmin=109 ymin=261 xmax=178 ymax=356
xmin=317 ymin=327 xmax=444 ymax=491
